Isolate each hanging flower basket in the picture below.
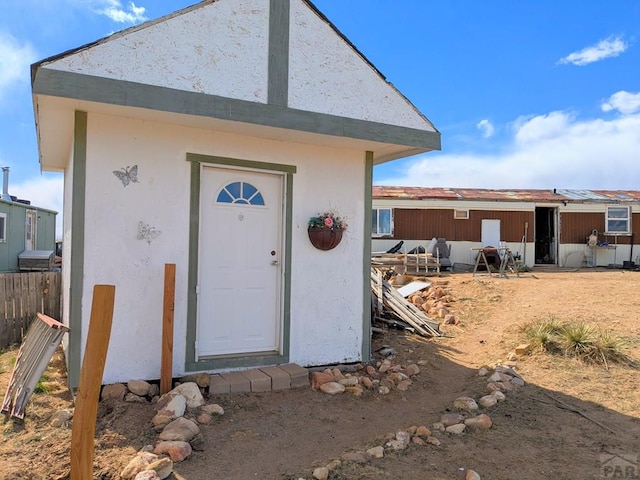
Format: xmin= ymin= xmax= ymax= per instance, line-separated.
xmin=308 ymin=226 xmax=343 ymax=251
xmin=307 ymin=211 xmax=347 ymax=251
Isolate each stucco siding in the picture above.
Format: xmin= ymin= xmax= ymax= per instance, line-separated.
xmin=288 ymin=0 xmax=434 ymax=131
xmin=44 ymin=0 xmax=270 ymax=104
xmin=81 ymin=112 xmax=365 ymax=383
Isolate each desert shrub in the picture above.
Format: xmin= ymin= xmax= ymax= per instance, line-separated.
xmin=594 ymin=329 xmax=633 ymax=367
xmin=521 ymin=317 xmax=564 ymax=353
xmin=521 ymin=319 xmax=633 ymax=368
xmin=557 ymin=322 xmax=599 ymax=362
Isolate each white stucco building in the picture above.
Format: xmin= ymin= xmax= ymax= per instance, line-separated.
xmin=31 ymin=0 xmax=440 ymax=386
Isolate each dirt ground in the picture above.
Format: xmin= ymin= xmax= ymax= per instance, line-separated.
xmin=1 ymin=268 xmax=639 ymax=480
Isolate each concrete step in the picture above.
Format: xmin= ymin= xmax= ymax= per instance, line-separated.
xmin=209 ymin=363 xmax=309 ymax=395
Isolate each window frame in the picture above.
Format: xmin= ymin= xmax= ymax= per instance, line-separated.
xmin=454 ymin=209 xmax=469 ymax=220
xmin=216 ymin=181 xmax=265 ymax=206
xmin=372 ymin=208 xmax=393 ymax=237
xmin=605 ymin=205 xmax=631 ymax=235
xmin=0 ymin=212 xmax=6 ymax=243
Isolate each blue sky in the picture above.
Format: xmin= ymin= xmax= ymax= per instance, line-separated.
xmin=1 ymin=0 xmax=640 ymax=236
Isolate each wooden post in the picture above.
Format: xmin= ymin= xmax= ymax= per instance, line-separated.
xmin=70 ymin=285 xmax=115 ymax=480
xmin=160 ymin=264 xmax=176 ymax=395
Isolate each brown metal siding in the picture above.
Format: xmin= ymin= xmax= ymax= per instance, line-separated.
xmin=560 ymin=212 xmax=604 ymax=243
xmin=560 ymin=212 xmax=638 ymax=245
xmin=393 ymin=209 xmax=534 ymax=243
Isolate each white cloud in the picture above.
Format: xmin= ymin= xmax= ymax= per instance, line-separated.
xmin=558 ymin=36 xmax=628 ymax=66
xmin=601 ymin=90 xmax=640 ymax=115
xmin=94 ymin=0 xmax=147 ymax=24
xmin=378 ymin=107 xmax=640 ymax=190
xmin=11 ymin=175 xmax=64 ymax=240
xmin=476 ymin=119 xmax=495 ymax=138
xmin=513 ymin=111 xmax=573 ymax=144
xmin=0 ymin=33 xmax=37 ymax=95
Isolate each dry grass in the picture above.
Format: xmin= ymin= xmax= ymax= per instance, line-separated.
xmin=521 ymin=318 xmax=635 ymax=368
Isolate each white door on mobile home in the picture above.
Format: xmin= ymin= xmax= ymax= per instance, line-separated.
xmin=481 ymin=219 xmax=501 ymax=248
xmin=197 ymin=166 xmax=284 ymax=359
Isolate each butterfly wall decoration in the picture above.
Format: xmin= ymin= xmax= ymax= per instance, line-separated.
xmin=137 ymin=221 xmax=162 ymax=245
xmin=113 ymin=165 xmax=139 ymax=187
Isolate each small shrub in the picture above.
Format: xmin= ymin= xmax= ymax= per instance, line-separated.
xmin=595 ymin=330 xmax=633 ymax=367
xmin=521 ymin=317 xmax=564 ymax=353
xmin=521 ymin=319 xmax=634 ymax=368
xmin=558 ymin=322 xmax=599 ymax=362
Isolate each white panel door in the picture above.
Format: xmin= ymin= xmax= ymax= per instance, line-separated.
xmin=197 ymin=166 xmax=283 ymax=358
xmin=481 ymin=219 xmax=501 ymax=248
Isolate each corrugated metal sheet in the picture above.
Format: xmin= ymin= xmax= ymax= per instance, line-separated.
xmin=453 ymin=188 xmax=561 ymax=202
xmin=556 ymin=189 xmax=612 ymax=202
xmin=1 ymin=313 xmax=69 ymax=420
xmin=591 ymin=190 xmax=640 ymax=201
xmin=374 ymin=186 xmax=640 ymax=203
xmin=373 ymin=186 xmax=459 ymax=200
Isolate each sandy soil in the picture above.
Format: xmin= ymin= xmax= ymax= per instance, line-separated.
xmin=1 ymin=268 xmax=639 ymax=480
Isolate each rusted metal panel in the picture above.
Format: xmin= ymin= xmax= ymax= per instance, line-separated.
xmin=453 ymin=188 xmax=561 ymax=202
xmin=372 ymin=186 xmax=459 ymax=200
xmin=374 ymin=186 xmax=640 ymax=203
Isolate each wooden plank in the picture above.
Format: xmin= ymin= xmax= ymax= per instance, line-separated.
xmin=0 ymin=272 xmax=62 ymax=347
xmin=384 ymin=283 xmax=441 ymax=334
xmin=27 ymin=273 xmax=38 ymax=332
xmin=10 ymin=274 xmax=19 ymax=345
xmin=370 ymin=269 xmax=441 ymax=337
xmin=161 ymin=264 xmax=176 ymax=395
xmin=6 ymin=274 xmax=14 ymax=346
xmin=383 ymin=293 xmax=436 ymax=336
xmin=19 ymin=274 xmax=27 ymax=336
xmin=41 ymin=273 xmax=49 ymax=316
xmin=16 ymin=274 xmax=26 ymax=341
xmin=0 ymin=275 xmax=7 ymax=349
xmin=51 ymin=272 xmax=61 ymax=320
xmin=70 ymin=284 xmax=116 ymax=480
xmin=49 ymin=272 xmax=56 ymax=317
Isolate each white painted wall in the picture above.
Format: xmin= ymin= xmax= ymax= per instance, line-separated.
xmin=81 ymin=112 xmax=365 ymax=384
xmin=288 ymin=0 xmax=435 ymax=131
xmin=372 ymin=238 xmax=534 ymax=269
xmin=560 ymin=243 xmax=633 ymax=268
xmin=45 ymin=0 xmax=270 ymax=103
xmin=61 ymin=148 xmax=74 ymax=353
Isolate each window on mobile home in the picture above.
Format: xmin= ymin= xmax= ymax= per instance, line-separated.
xmin=0 ymin=213 xmax=6 ymax=242
xmin=372 ymin=208 xmax=393 ymax=237
xmin=454 ymin=209 xmax=469 ymax=219
xmin=605 ymin=206 xmax=631 ymax=234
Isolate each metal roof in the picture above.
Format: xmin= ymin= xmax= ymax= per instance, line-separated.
xmin=372 ymin=186 xmax=640 ymax=203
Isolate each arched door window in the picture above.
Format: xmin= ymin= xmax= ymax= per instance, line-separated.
xmin=216 ymin=181 xmax=265 ymax=206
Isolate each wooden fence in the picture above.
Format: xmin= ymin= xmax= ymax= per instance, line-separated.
xmin=0 ymin=272 xmax=62 ymax=349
